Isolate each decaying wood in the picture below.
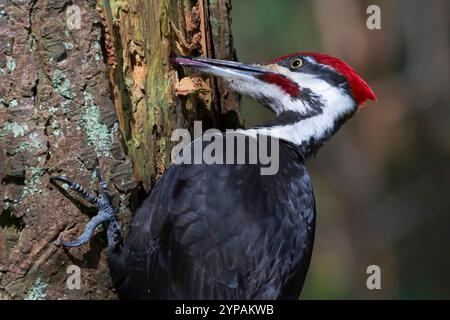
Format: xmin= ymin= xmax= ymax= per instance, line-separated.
xmin=0 ymin=0 xmax=239 ymax=299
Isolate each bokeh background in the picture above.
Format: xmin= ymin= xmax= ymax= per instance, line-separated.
xmin=231 ymin=0 xmax=449 ymax=299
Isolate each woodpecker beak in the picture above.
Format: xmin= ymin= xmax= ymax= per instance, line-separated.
xmin=172 ymin=57 xmax=268 ymax=82
xmin=173 ymin=56 xmax=302 ymax=115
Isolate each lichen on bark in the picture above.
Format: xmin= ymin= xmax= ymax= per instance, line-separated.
xmin=0 ymin=0 xmax=239 ymax=299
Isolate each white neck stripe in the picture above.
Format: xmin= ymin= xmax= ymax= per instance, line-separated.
xmin=238 ymin=80 xmax=356 ymax=146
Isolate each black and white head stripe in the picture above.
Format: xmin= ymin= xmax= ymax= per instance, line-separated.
xmin=273 ymin=55 xmax=351 ymax=94
xmin=238 ymin=54 xmax=362 ymax=155
xmin=173 ymin=53 xmax=375 ymax=156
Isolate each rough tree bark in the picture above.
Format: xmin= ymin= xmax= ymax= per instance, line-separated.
xmin=0 ymin=0 xmax=239 ymax=299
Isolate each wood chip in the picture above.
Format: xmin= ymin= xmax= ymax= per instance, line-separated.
xmin=174 ymin=77 xmax=211 ymax=96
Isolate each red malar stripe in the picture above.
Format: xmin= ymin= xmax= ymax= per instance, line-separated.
xmin=259 ymin=73 xmax=300 ymax=98
xmin=266 ymin=52 xmax=376 ymax=105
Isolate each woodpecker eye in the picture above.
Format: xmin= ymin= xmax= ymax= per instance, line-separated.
xmin=290 ymin=58 xmax=303 ymax=69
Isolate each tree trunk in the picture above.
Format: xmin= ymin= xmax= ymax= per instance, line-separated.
xmin=0 ymin=0 xmax=239 ymax=299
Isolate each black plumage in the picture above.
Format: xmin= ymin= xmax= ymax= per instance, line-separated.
xmin=108 ymin=136 xmax=316 ymax=299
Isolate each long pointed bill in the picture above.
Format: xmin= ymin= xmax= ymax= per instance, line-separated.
xmin=172 ymin=57 xmax=269 ymax=81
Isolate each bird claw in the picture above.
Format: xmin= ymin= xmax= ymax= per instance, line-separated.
xmin=60 ymin=238 xmax=87 ymax=248
xmin=51 ymin=169 xmax=121 ymax=249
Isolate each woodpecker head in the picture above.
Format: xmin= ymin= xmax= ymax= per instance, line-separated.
xmin=174 ymin=53 xmax=376 ymax=153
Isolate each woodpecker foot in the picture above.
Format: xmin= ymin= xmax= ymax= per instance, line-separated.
xmin=50 ymin=169 xmax=121 ymax=249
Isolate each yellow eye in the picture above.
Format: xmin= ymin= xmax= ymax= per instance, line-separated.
xmin=290 ymin=58 xmax=303 ymax=69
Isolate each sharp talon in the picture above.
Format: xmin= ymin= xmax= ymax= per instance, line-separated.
xmin=51 ymin=175 xmax=101 ymax=206
xmin=52 ymin=171 xmax=122 ymax=249
xmin=59 ymin=211 xmax=113 ymax=248
xmin=60 ymin=238 xmax=88 ymax=247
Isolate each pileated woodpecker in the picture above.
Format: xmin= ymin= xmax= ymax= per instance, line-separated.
xmin=51 ymin=53 xmax=376 ymax=299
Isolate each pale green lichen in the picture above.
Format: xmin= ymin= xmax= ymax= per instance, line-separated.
xmin=3 ymin=200 xmax=10 ymax=210
xmin=6 ymin=56 xmax=15 ymax=72
xmin=12 ymin=139 xmax=41 ymax=154
xmin=25 ymin=278 xmax=48 ymax=300
xmin=51 ymin=70 xmax=76 ymax=100
xmin=63 ymin=42 xmax=74 ymax=50
xmin=111 ymin=121 xmax=119 ymax=134
xmin=51 ymin=119 xmax=61 ymax=136
xmin=79 ymin=91 xmax=112 ymax=157
xmin=16 ymin=142 xmax=32 ymax=153
xmin=48 ymin=106 xmax=58 ymax=113
xmin=3 ymin=194 xmax=21 ymax=210
xmin=1 ymin=122 xmax=28 ymax=138
xmin=94 ymin=53 xmax=102 ymax=63
xmin=9 ymin=99 xmax=18 ymax=108
xmin=49 ymin=100 xmax=71 ymax=116
xmin=23 ymin=167 xmax=45 ymax=196
xmin=29 ymin=132 xmax=43 ymax=149
xmin=60 ymin=100 xmax=70 ymax=109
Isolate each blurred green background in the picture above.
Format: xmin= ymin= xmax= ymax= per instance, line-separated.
xmin=231 ymin=0 xmax=449 ymax=299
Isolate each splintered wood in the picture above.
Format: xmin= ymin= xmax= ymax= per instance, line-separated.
xmin=174 ymin=77 xmax=211 ymax=96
